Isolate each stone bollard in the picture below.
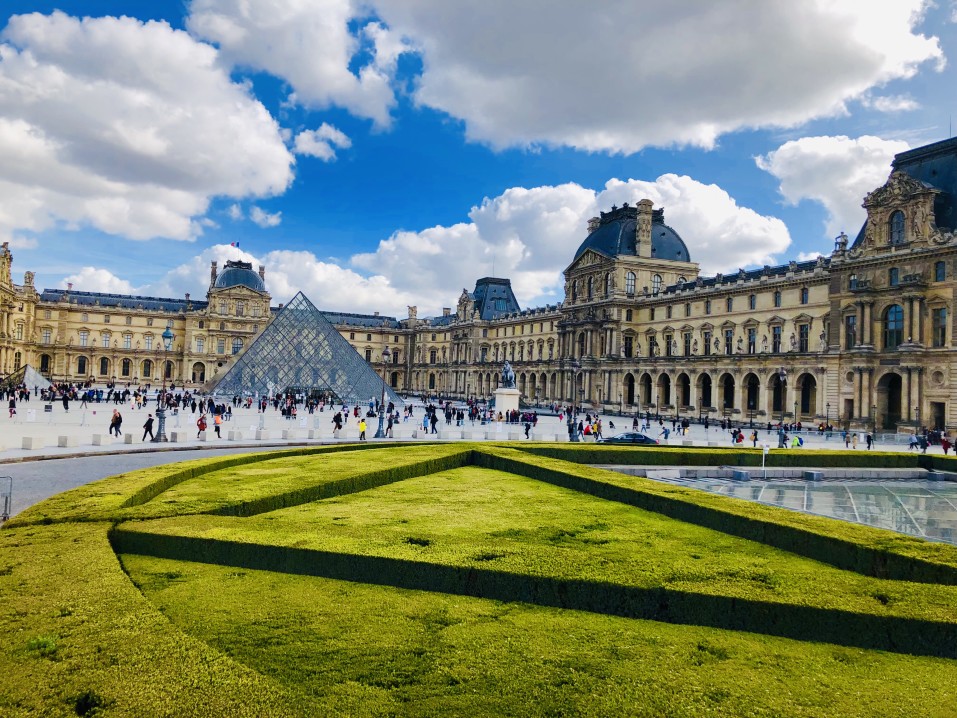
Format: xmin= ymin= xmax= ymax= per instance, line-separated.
xmin=21 ymin=436 xmax=45 ymax=450
xmin=255 ymin=430 xmax=271 ymax=441
xmin=227 ymin=430 xmax=244 ymax=441
xmin=124 ymin=434 xmax=135 ymax=444
xmin=91 ymin=434 xmax=108 ymax=446
xmin=58 ymin=435 xmax=78 ymax=448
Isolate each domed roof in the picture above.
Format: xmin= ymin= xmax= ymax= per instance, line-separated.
xmin=214 ymin=260 xmax=265 ymax=292
xmin=573 ymin=205 xmax=691 ymax=263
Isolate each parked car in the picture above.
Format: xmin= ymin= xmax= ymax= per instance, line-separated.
xmin=596 ymin=432 xmax=658 ymax=445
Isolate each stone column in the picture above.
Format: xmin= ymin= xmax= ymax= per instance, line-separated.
xmin=858 ymin=302 xmax=866 ymax=345
xmin=904 ymin=368 xmax=912 ymax=421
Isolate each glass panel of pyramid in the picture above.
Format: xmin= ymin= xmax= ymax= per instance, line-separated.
xmin=209 ymin=292 xmax=403 ymax=406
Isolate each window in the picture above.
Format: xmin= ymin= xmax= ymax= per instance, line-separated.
xmin=196 ymin=338 xmax=204 ymax=353
xmin=677 ymin=276 xmax=686 ymax=284
xmin=44 ymin=309 xmax=51 ymax=319
xmin=933 ymin=308 xmax=948 ymax=347
xmin=217 ymin=338 xmax=225 ymax=354
xmin=666 ymin=305 xmax=672 ymax=319
xmin=890 ymin=210 xmax=905 ymax=245
xmin=623 ymin=336 xmax=633 ymax=358
xmin=772 ymin=325 xmax=782 ymax=353
xmin=219 ymin=322 xmax=225 ymax=331
xmin=801 ymin=287 xmax=809 ymax=305
xmin=773 ymin=291 xmax=782 ymax=308
xmin=652 ymin=274 xmax=662 ymax=295
xmin=649 ymin=307 xmax=655 ymax=321
xmin=142 ymin=360 xmax=152 ymax=377
xmin=571 ymin=281 xmax=577 ymax=302
xmin=683 ymin=332 xmax=692 ymax=356
xmin=101 ymin=333 xmax=110 ymax=348
xmin=236 ymin=301 xmax=245 ymax=317
xmin=703 ymin=331 xmax=712 ymax=356
xmin=704 ymin=300 xmax=711 ymax=315
xmin=199 ymin=320 xmax=204 ymax=329
xmin=365 ymin=349 xmax=372 ymax=361
xmin=648 ymin=336 xmax=656 ymax=357
xmin=724 ymin=329 xmax=733 ymax=355
xmin=431 ymin=333 xmax=436 ymax=341
xmin=394 ymin=335 xmax=400 ymax=343
xmin=232 ymin=338 xmax=243 ymax=354
xmin=103 ymin=315 xmax=110 ymax=323
xmin=849 ymin=274 xmax=858 ymax=290
xmin=147 ymin=318 xmax=153 ymax=326
xmin=889 ymin=268 xmax=899 ymax=287
xmin=145 ymin=335 xmax=153 ymax=350
xmin=884 ymin=305 xmax=904 ymax=349
xmin=798 ymin=324 xmax=809 ymax=352
xmin=42 ymin=328 xmax=52 ymax=344
xmin=685 ymin=303 xmax=691 ymax=318
xmin=936 ymin=261 xmax=946 ymax=282
xmin=587 ymin=276 xmax=593 ymax=299
xmin=625 ymin=309 xmax=633 ymax=322
xmin=125 ymin=316 xmax=132 ymax=325
xmin=99 ymin=357 xmax=109 ymax=376
xmin=219 ymin=301 xmax=227 ymax=314
xmin=77 ymin=356 xmax=87 ymax=375
xmin=252 ymin=304 xmax=262 ymax=317
xmin=747 ymin=327 xmax=757 ymax=354
xmin=625 ymin=272 xmax=636 ymax=296
xmin=366 ymin=333 xmax=372 ymax=341
xmin=665 ymin=333 xmax=673 ymax=357
xmin=121 ymin=358 xmax=131 ymax=377
xmin=13 ymin=352 xmax=21 ymax=370
xmin=429 ymin=349 xmax=437 ymax=364
xmin=749 ymin=294 xmax=756 ymax=311
xmin=81 ymin=313 xmax=88 ymax=322
xmin=605 ymin=273 xmax=612 ymax=297
xmin=79 ymin=330 xmax=89 ymax=347
xmin=123 ymin=334 xmax=132 ymax=349
xmin=844 ymin=315 xmax=857 ymax=349
xmin=726 ymin=297 xmax=733 ymax=312
xmin=349 ymin=332 xmax=355 ymax=340
xmin=392 ymin=350 xmax=400 ymax=364
xmin=15 ymin=325 xmax=23 ymax=340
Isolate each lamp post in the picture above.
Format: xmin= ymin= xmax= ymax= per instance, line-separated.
xmin=374 ymin=346 xmax=391 ymax=438
xmin=567 ymin=359 xmax=581 ymax=442
xmin=777 ymin=367 xmax=787 ymax=448
xmin=152 ymin=327 xmax=174 ymax=443
xmin=872 ymin=403 xmax=878 ymax=434
xmin=826 ymin=402 xmax=830 ymax=427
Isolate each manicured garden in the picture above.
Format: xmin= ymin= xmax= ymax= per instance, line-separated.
xmin=4 ymin=443 xmax=957 ymax=716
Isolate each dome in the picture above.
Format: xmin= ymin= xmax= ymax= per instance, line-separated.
xmin=573 ymin=205 xmax=691 ymax=263
xmin=214 ymin=261 xmax=265 ymax=292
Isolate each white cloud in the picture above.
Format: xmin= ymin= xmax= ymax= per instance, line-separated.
xmin=187 ymin=0 xmax=410 ymax=126
xmin=0 ymin=12 xmax=294 ymax=245
xmin=249 ymin=206 xmax=282 ymax=228
xmin=372 ymin=0 xmax=942 ymax=152
xmin=797 ymin=251 xmax=823 ymax=262
xmin=863 ymin=94 xmax=920 ymax=112
xmin=293 ymin=123 xmax=352 ymax=161
xmin=62 ymin=266 xmax=136 ymax=294
xmin=756 ymin=135 xmax=909 ymax=238
xmin=227 ymin=204 xmax=243 ymax=220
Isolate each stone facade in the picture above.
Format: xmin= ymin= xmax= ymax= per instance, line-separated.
xmin=2 ymin=138 xmax=957 ymax=432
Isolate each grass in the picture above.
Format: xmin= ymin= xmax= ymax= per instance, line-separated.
xmin=5 ymin=442 xmax=957 ymax=716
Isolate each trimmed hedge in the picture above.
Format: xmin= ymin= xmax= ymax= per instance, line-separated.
xmin=473 ymin=447 xmax=957 ymax=585
xmin=110 ymin=527 xmax=957 ymax=659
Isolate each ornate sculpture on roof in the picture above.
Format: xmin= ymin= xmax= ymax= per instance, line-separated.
xmin=864 ymin=170 xmax=936 ymax=209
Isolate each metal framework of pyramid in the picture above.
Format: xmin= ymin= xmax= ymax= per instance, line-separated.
xmin=209 ymin=292 xmax=403 ymax=406
xmin=0 ymin=364 xmax=52 ymax=393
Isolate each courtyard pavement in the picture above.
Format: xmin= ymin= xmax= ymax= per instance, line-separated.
xmin=0 ymin=399 xmax=934 ymax=519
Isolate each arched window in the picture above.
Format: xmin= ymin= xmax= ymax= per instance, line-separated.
xmin=428 ymin=373 xmax=436 ymax=390
xmin=625 ymin=272 xmax=636 ymax=296
xmin=142 ymin=359 xmax=153 ymax=378
xmin=652 ymin=274 xmax=662 ymax=294
xmin=890 ymin=210 xmax=905 ymax=245
xmin=77 ymin=356 xmax=87 ymax=375
xmin=726 ymin=297 xmax=733 ymax=312
xmin=774 ymin=291 xmax=782 ymax=308
xmin=99 ymin=357 xmax=109 ymax=376
xmin=587 ymin=276 xmax=593 ymax=300
xmin=625 ymin=309 xmax=633 ymax=322
xmin=121 ymin=358 xmax=132 ymax=377
xmin=884 ymin=304 xmax=904 ymax=349
xmin=677 ymin=276 xmax=687 ymax=284
xmin=232 ymin=337 xmax=243 ymax=354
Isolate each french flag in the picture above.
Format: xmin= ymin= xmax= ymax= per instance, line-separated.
xmin=230 ymin=241 xmax=240 ymax=248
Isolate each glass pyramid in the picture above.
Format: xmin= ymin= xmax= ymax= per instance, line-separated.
xmin=209 ymin=292 xmax=403 ymax=406
xmin=0 ymin=364 xmax=52 ymax=393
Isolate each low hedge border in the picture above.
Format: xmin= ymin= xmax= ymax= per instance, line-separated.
xmin=473 ymin=447 xmax=957 ymax=585
xmin=209 ymin=449 xmax=475 ymax=517
xmin=110 ymin=527 xmax=957 ymax=659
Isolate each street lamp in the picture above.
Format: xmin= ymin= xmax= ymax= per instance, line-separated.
xmin=826 ymin=402 xmax=830 ymax=427
xmin=567 ymin=359 xmax=581 ymax=442
xmin=872 ymin=403 xmax=878 ymax=434
xmin=374 ymin=346 xmax=391 ymax=438
xmin=152 ymin=326 xmax=174 ymax=443
xmin=777 ymin=367 xmax=787 ymax=448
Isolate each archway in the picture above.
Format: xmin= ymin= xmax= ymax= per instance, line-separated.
xmin=77 ymin=356 xmax=88 ymax=375
xmin=639 ymin=373 xmax=653 ymax=405
xmin=769 ymin=372 xmax=786 ymax=416
xmin=142 ymin=359 xmax=153 ymax=379
xmin=876 ymin=372 xmax=903 ymax=430
xmin=744 ymin=373 xmax=760 ymax=421
xmin=797 ymin=373 xmax=817 ymax=418
xmin=624 ymin=373 xmax=635 ymax=406
xmin=656 ymin=374 xmax=672 ymax=407
xmin=676 ymin=373 xmax=691 ymax=408
xmin=390 ymin=372 xmax=398 ymax=388
xmin=40 ymin=354 xmax=52 ymax=375
xmin=191 ymin=362 xmax=205 ymax=383
xmin=98 ymin=357 xmax=109 ymax=376
xmin=720 ymin=373 xmax=735 ymax=411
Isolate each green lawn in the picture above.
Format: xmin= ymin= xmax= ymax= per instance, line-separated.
xmin=5 ymin=442 xmax=957 ymax=716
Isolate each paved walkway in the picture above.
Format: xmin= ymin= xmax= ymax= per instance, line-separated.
xmin=0 ymin=400 xmax=936 ymax=519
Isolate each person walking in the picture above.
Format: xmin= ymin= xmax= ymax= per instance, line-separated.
xmin=8 ymin=397 xmax=15 ymax=419
xmin=142 ymin=414 xmax=154 ymax=441
xmin=865 ymin=432 xmax=873 ymax=450
xmin=358 ymin=418 xmax=367 ymax=441
xmin=214 ymin=413 xmax=222 ymax=438
xmin=851 ymin=433 xmax=858 ymax=450
xmin=196 ymin=414 xmax=207 ymax=438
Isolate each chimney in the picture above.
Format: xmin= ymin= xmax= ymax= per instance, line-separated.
xmin=443 ymin=307 xmax=451 ymax=316
xmin=210 ymin=261 xmax=218 ymax=285
xmin=258 ymin=265 xmax=265 ymax=281
xmin=374 ymin=311 xmax=379 ymax=316
xmin=67 ymin=282 xmax=73 ymax=291
xmin=185 ymin=292 xmax=190 ymax=302
xmin=636 ymin=199 xmax=653 ymax=258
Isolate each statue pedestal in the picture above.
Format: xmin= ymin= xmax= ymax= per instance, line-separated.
xmin=494 ymin=388 xmax=520 ymax=415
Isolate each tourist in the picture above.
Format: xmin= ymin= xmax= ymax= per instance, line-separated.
xmin=142 ymin=414 xmax=154 ymax=441
xmin=359 ymin=417 xmax=367 ymax=440
xmin=110 ymin=409 xmax=123 ymax=437
xmin=196 ymin=414 xmax=207 ymax=438
xmin=851 ymin=433 xmax=858 ymax=450
xmin=214 ymin=413 xmax=222 ymax=438
xmin=865 ymin=433 xmax=873 ymax=450
xmin=7 ymin=397 xmax=14 ymax=419
xmin=943 ymin=436 xmax=952 ymax=455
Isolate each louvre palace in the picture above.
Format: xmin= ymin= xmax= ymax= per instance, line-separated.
xmin=2 ymin=137 xmax=957 ymax=432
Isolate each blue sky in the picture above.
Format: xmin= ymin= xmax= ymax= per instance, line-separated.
xmin=1 ymin=1 xmax=956 ymax=317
